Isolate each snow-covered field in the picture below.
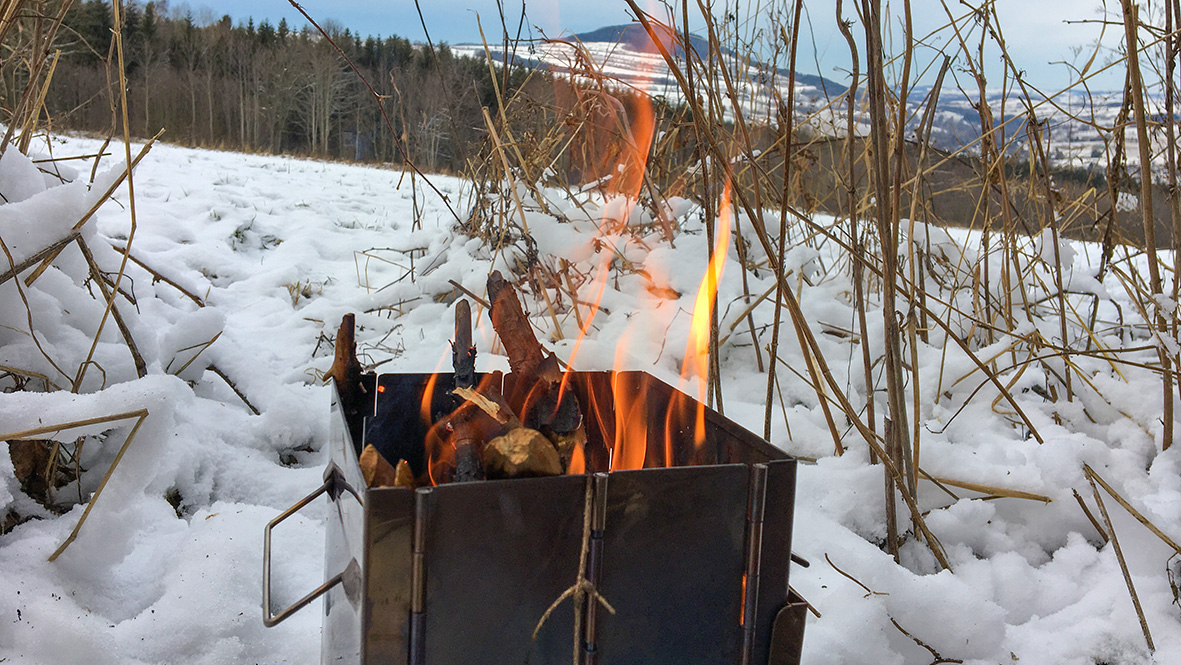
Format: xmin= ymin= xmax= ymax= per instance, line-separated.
xmin=2 ymin=135 xmax=1181 ymax=664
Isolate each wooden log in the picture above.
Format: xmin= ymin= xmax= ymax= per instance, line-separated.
xmin=487 ymin=271 xmax=562 ymax=384
xmin=547 ymin=426 xmax=587 ymax=472
xmin=360 ymin=445 xmax=419 ymax=489
xmin=484 ymin=427 xmax=563 ymax=479
xmin=360 ymin=444 xmax=399 ymax=487
xmin=327 ymin=314 xmax=363 ymax=391
xmin=327 ymin=314 xmax=368 ymax=445
xmin=486 ymin=271 xmax=585 ymax=451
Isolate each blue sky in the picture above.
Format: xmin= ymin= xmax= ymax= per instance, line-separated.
xmin=173 ymin=0 xmax=1127 ymax=90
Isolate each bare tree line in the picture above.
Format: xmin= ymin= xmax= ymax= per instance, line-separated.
xmin=36 ymin=0 xmax=514 ymax=170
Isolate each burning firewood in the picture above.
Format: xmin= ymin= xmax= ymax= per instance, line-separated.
xmin=449 ymin=300 xmax=486 ymax=483
xmin=452 ymin=385 xmax=519 ymax=429
xmin=486 ymin=271 xmax=586 ymax=467
xmin=417 ymin=283 xmax=591 ymax=484
xmin=486 ymin=271 xmax=562 ymax=385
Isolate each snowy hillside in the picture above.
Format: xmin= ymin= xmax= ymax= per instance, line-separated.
xmin=2 ymin=135 xmax=1180 ymax=665
xmin=454 ymin=26 xmax=1174 ymax=178
xmin=453 ymin=24 xmax=842 ymax=122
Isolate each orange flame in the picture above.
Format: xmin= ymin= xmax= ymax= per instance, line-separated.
xmin=568 ymin=440 xmax=586 ymax=475
xmin=609 ymin=335 xmax=650 ymax=471
xmin=679 ymin=182 xmax=732 ymax=449
xmin=420 ymin=372 xmax=440 ymax=426
xmin=419 ymin=349 xmax=456 ymax=486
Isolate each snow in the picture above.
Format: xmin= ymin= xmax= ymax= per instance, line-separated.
xmin=2 ymin=134 xmax=1181 ymax=664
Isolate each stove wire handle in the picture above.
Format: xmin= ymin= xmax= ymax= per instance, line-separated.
xmin=263 ymin=475 xmax=349 ymax=627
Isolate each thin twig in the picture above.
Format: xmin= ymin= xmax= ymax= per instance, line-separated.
xmin=208 ymin=364 xmax=261 ymax=416
xmin=110 ymin=243 xmax=205 ymax=307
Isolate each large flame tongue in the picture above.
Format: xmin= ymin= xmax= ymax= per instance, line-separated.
xmin=675 ymin=181 xmax=733 ymax=453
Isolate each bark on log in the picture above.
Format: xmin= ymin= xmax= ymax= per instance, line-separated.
xmin=487 ymin=271 xmax=562 ymax=384
xmin=327 ymin=314 xmax=368 ymax=446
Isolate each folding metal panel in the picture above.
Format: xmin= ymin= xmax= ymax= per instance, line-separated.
xmin=594 ymin=465 xmax=750 ymax=664
xmin=420 ymin=475 xmax=588 ymax=664
xmin=751 ymin=459 xmax=797 ymax=665
xmin=362 ymin=487 xmax=415 ymax=665
xmin=324 ymin=383 xmax=368 ymax=665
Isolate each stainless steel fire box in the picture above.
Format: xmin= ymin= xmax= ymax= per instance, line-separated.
xmin=264 ymin=370 xmax=808 ymax=665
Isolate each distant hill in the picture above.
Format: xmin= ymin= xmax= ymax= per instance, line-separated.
xmin=573 ymin=24 xmax=846 ymax=98
xmin=453 ymin=23 xmax=847 ymax=120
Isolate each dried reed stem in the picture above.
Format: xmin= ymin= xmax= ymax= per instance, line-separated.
xmin=1088 ymin=471 xmax=1154 ymax=652
xmin=1120 ymin=0 xmax=1174 ymax=449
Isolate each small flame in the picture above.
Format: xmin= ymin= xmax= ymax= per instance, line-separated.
xmin=420 ymin=348 xmax=460 ymax=486
xmin=740 ymin=572 xmax=747 ymax=626
xmin=568 ymin=441 xmax=586 ymax=475
xmin=420 ymin=372 xmax=440 ymax=426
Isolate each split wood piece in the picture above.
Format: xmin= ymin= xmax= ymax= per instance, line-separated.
xmin=547 ymin=426 xmax=586 ymax=472
xmin=359 ymin=445 xmax=418 ymax=489
xmin=360 ymin=444 xmax=399 ymax=487
xmin=453 ymin=384 xmax=567 ymax=479
xmin=487 ymin=270 xmax=561 ymax=385
xmin=484 ymin=427 xmax=563 ymax=479
xmin=394 ymin=459 xmax=416 ymax=489
xmin=453 ymin=385 xmax=520 ymax=429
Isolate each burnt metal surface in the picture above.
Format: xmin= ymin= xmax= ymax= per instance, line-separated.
xmin=420 ymin=475 xmax=587 ymax=664
xmin=752 ymin=460 xmax=797 ymax=665
xmin=306 ymin=370 xmax=804 ymax=665
xmin=595 ymin=465 xmax=749 ymax=664
xmin=767 ymin=591 xmax=810 ymax=665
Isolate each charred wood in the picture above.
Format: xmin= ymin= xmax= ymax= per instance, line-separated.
xmin=328 ymin=314 xmax=371 ymax=447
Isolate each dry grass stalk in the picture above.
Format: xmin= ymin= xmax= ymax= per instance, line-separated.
xmin=0 ymin=409 xmax=151 ymax=562
xmin=1085 ymin=464 xmax=1181 ymax=555
xmin=924 ymin=475 xmax=1052 ymax=503
xmin=1088 ymin=471 xmax=1155 ymax=652
xmin=208 ymin=365 xmax=260 ymax=415
xmin=1120 ymin=0 xmax=1174 ymax=450
xmin=77 ymin=236 xmax=147 ymax=378
xmin=764 ymin=0 xmax=804 ymax=439
xmin=110 ymin=243 xmax=206 ymax=307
